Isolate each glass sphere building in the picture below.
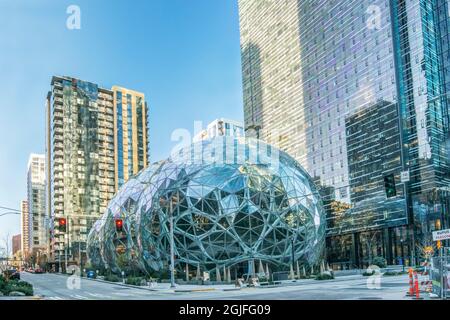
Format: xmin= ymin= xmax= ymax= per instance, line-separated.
xmin=87 ymin=137 xmax=326 ymax=275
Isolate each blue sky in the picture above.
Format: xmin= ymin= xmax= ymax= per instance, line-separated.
xmin=0 ymin=0 xmax=244 ymax=240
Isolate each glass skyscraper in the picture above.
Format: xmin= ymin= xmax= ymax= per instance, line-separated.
xmin=239 ymin=0 xmax=450 ymax=268
xmin=46 ymin=76 xmax=149 ymax=269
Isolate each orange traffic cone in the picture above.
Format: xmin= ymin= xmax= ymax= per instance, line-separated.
xmin=413 ymin=271 xmax=424 ymax=300
xmin=406 ymin=268 xmax=414 ymax=297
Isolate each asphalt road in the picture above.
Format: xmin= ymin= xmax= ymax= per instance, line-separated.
xmin=19 ymin=272 xmax=411 ymax=300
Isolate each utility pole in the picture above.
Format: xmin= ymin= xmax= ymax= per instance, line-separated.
xmin=169 ymin=193 xmax=176 ymax=288
xmin=64 ymin=233 xmax=68 ymax=273
xmin=79 ymin=240 xmax=82 ymax=276
xmin=64 ymin=216 xmax=69 ymax=273
xmin=440 ymin=246 xmax=444 ymax=299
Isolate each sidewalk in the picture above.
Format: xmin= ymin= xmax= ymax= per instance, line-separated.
xmin=83 ymin=275 xmax=238 ymax=293
xmin=81 ymin=272 xmax=368 ymax=293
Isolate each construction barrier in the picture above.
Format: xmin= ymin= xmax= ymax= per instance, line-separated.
xmin=430 ymin=252 xmax=450 ymax=299
xmin=420 ymin=280 xmax=433 ymax=293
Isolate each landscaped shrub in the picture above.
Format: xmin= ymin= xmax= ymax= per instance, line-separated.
xmin=1 ymin=279 xmax=34 ymax=296
xmin=125 ymin=277 xmax=145 ymax=286
xmin=104 ymin=274 xmax=121 ymax=282
xmin=315 ymin=273 xmax=334 ymax=280
xmin=0 ymin=276 xmax=7 ymax=294
xmin=372 ymin=257 xmax=387 ymax=268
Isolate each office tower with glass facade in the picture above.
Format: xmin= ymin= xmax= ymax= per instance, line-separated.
xmin=193 ymin=118 xmax=244 ymax=142
xmin=46 ymin=76 xmax=149 ymax=268
xmin=21 ymin=200 xmax=30 ymax=257
xmin=27 ymin=154 xmax=47 ymax=252
xmin=239 ymin=0 xmax=450 ymax=268
xmin=112 ymin=86 xmax=149 ymax=190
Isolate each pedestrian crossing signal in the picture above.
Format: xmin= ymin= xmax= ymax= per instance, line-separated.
xmin=58 ymin=218 xmax=67 ymax=233
xmin=384 ymin=174 xmax=397 ymax=198
xmin=115 ymin=219 xmax=123 ymax=232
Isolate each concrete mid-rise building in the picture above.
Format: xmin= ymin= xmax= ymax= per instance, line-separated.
xmin=12 ymin=234 xmax=21 ymax=256
xmin=193 ymin=118 xmax=244 ymax=142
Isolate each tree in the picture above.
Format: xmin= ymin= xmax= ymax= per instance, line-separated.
xmin=361 ymin=231 xmax=382 ymax=266
xmin=2 ymin=232 xmax=11 ymax=260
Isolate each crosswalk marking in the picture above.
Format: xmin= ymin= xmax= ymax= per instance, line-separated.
xmin=70 ymin=294 xmax=89 ymax=300
xmin=112 ymin=292 xmax=132 ymax=297
xmin=87 ymin=292 xmax=110 ymax=298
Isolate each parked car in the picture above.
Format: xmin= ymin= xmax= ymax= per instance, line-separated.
xmin=34 ymin=268 xmax=44 ymax=274
xmin=3 ymin=268 xmax=20 ymax=280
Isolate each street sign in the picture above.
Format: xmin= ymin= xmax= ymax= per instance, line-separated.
xmin=432 ymin=229 xmax=450 ymax=241
xmin=400 ymin=170 xmax=410 ymax=183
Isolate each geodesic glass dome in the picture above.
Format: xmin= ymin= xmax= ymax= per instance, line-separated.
xmin=87 ymin=137 xmax=326 ymax=275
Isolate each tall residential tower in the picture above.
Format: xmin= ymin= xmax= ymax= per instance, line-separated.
xmin=20 ymin=200 xmax=30 ymax=258
xmin=27 ymin=154 xmax=47 ymax=253
xmin=46 ymin=76 xmax=149 ymax=268
xmin=112 ymin=86 xmax=149 ymax=190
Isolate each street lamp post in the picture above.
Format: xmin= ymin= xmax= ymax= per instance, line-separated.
xmin=164 ymin=192 xmax=179 ymax=289
xmin=64 ymin=232 xmax=68 ymax=273
xmin=400 ymin=239 xmax=405 ymax=272
xmin=291 ymin=237 xmax=295 ymax=272
xmin=169 ymin=197 xmax=176 ymax=288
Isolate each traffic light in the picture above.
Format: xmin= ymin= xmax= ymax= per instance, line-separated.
xmin=58 ymin=217 xmax=67 ymax=233
xmin=384 ymin=174 xmax=397 ymax=198
xmin=115 ymin=219 xmax=124 ymax=232
xmin=437 ymin=240 xmax=442 ymax=250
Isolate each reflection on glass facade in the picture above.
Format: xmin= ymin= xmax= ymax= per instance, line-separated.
xmin=87 ymin=137 xmax=326 ymax=275
xmin=239 ymin=0 xmax=450 ymax=268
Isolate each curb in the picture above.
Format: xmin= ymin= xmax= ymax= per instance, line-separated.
xmin=83 ymin=277 xmax=162 ymax=292
xmin=46 ymin=273 xmax=164 ymax=292
xmin=175 ymin=288 xmax=217 ymax=293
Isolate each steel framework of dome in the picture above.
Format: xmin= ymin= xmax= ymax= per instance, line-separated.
xmin=87 ymin=137 xmax=326 ymax=275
